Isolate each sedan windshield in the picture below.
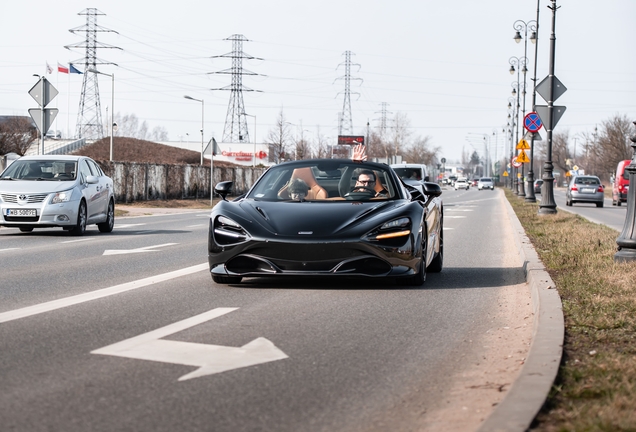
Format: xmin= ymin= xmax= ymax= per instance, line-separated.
xmin=248 ymin=160 xmax=400 ymax=202
xmin=1 ymin=160 xmax=77 ymax=181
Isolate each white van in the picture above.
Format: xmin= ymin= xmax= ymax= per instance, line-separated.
xmin=390 ymin=163 xmax=429 ymax=183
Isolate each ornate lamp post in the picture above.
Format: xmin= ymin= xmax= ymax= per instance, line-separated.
xmin=510 ymin=57 xmax=528 ymax=197
xmin=515 ymin=9 xmax=540 ymax=203
xmin=615 ymin=121 xmax=636 ymax=262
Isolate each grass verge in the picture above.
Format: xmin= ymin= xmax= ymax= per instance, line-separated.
xmin=504 ymin=189 xmax=636 ymax=431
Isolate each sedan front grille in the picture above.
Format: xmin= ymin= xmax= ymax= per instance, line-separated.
xmin=0 ymin=193 xmax=49 ymax=204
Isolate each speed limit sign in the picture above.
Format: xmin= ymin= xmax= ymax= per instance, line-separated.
xmin=511 ymin=156 xmax=522 ymax=168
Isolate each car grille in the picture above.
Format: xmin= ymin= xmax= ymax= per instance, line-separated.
xmin=0 ymin=193 xmax=48 ymax=204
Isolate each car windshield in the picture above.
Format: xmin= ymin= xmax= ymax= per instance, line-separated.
xmin=392 ymin=167 xmax=422 ymax=181
xmin=480 ymin=178 xmax=492 ymax=182
xmin=0 ymin=160 xmax=77 ymax=181
xmin=247 ymin=160 xmax=400 ymax=202
xmin=575 ymin=177 xmax=599 ymax=185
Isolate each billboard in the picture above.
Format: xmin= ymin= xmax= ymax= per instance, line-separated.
xmin=337 ymin=135 xmax=365 ymax=145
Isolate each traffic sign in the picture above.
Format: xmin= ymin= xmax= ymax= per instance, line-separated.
xmin=516 ymin=139 xmax=530 ymax=150
xmin=512 ymin=157 xmax=522 ymax=168
xmin=536 ymin=75 xmax=567 ymax=102
xmin=535 ymin=105 xmax=567 ymax=129
xmin=28 ymin=77 xmax=58 ymax=108
xmin=503 ymin=171 xmax=509 ymax=177
xmin=28 ymin=108 xmax=58 ymax=134
xmin=524 ymin=131 xmax=542 ymax=141
xmin=517 ymin=150 xmax=530 ymax=163
xmin=524 ymin=112 xmax=542 ymax=132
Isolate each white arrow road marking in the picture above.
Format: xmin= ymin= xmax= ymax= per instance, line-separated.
xmin=61 ymin=238 xmax=95 ymax=244
xmin=103 ymin=243 xmax=178 ymax=255
xmin=91 ymin=308 xmax=288 ymax=381
xmin=114 ymin=223 xmax=147 ymax=229
xmin=0 ymin=263 xmax=208 ymax=323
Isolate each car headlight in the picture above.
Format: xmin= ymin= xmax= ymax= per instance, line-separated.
xmin=51 ymin=190 xmax=73 ymax=204
xmin=214 ymin=215 xmax=250 ymax=245
xmin=366 ymin=217 xmax=411 ymax=241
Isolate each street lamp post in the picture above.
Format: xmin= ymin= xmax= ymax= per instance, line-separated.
xmin=615 ymin=121 xmax=636 ymax=262
xmin=243 ymin=112 xmax=257 ymax=167
xmin=514 ymin=15 xmax=539 ymax=203
xmin=88 ymin=69 xmax=115 ymax=161
xmin=507 ymin=96 xmax=519 ymax=191
xmin=538 ymin=0 xmax=561 ymax=215
xmin=509 ymin=56 xmax=528 ymax=196
xmin=184 ymin=95 xmax=204 ymax=166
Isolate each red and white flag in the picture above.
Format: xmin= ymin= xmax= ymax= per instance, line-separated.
xmin=46 ymin=62 xmax=53 ymax=74
xmin=57 ymin=62 xmax=69 ymax=74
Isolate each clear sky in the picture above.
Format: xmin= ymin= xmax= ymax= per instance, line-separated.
xmin=2 ymin=0 xmax=635 ymax=164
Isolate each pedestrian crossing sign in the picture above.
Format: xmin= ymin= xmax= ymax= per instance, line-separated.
xmin=516 ymin=139 xmax=530 ymax=150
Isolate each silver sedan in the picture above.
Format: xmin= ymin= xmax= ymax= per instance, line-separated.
xmin=565 ymin=175 xmax=605 ymax=208
xmin=0 ymin=155 xmax=115 ymax=235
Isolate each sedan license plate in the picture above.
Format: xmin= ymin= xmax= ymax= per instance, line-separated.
xmin=6 ymin=209 xmax=37 ymax=217
xmin=582 ymin=188 xmax=596 ymax=193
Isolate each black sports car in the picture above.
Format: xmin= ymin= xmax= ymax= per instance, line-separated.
xmin=208 ymin=159 xmax=443 ymax=285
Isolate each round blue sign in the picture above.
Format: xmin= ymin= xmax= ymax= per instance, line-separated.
xmin=524 ymin=112 xmax=542 ymax=133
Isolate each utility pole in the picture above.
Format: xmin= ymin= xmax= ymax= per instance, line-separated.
xmin=335 ymin=51 xmax=362 ymax=135
xmin=211 ymin=34 xmax=262 ymax=143
xmin=65 ymin=8 xmax=120 ymax=140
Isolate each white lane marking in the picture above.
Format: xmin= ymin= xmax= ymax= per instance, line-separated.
xmin=115 ymin=223 xmax=147 ymax=229
xmin=445 ymin=216 xmax=467 ymax=219
xmin=186 ymin=224 xmax=207 ymax=228
xmin=0 ymin=263 xmax=208 ymax=324
xmin=0 ymin=248 xmax=20 ymax=252
xmin=103 ymin=243 xmax=178 ymax=256
xmin=92 ymin=308 xmax=288 ymax=381
xmin=443 ymin=227 xmax=454 ymax=230
xmin=61 ymin=238 xmax=95 ymax=244
xmin=445 ymin=209 xmax=474 ymax=212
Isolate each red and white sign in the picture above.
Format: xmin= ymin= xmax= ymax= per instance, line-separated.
xmin=511 ymin=156 xmax=522 ymax=168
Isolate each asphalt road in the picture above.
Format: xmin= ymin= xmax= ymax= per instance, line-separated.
xmin=536 ymin=187 xmax=626 ymax=232
xmin=0 ymin=189 xmax=529 ymax=432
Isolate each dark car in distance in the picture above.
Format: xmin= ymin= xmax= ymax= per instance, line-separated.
xmin=208 ymin=159 xmax=444 ymax=286
xmin=534 ymin=179 xmax=543 ymax=194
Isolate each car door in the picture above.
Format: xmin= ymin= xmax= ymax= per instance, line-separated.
xmin=78 ymin=159 xmax=102 ymax=222
xmin=86 ymin=159 xmax=109 ymax=219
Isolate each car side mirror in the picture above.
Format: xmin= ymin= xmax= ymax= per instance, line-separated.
xmin=422 ymin=182 xmax=442 ymax=197
xmin=214 ymin=181 xmax=233 ymax=201
xmin=86 ymin=175 xmax=99 ymax=184
xmin=424 ymin=175 xmax=430 ymax=182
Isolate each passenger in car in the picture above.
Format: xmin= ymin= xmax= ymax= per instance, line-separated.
xmin=288 ymin=178 xmax=309 ymax=201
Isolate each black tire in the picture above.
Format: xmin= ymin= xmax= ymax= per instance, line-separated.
xmin=618 ymin=201 xmax=622 ymax=207
xmin=566 ymin=198 xmax=572 ymax=206
xmin=69 ymin=200 xmax=87 ymax=236
xmin=98 ymin=200 xmax=115 ymax=233
xmin=212 ymin=274 xmax=243 ymax=284
xmin=597 ymin=202 xmax=604 ymax=208
xmin=19 ymin=227 xmax=33 ymax=232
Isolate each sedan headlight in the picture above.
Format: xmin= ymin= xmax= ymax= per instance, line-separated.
xmin=214 ymin=215 xmax=250 ymax=245
xmin=51 ymin=190 xmax=74 ymax=204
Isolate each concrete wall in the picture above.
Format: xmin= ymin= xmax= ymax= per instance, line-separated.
xmin=98 ymin=161 xmax=266 ymax=203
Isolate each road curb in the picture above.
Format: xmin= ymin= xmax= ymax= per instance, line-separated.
xmin=477 ymin=193 xmax=564 ymax=432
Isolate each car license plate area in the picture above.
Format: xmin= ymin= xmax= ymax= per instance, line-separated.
xmin=582 ymin=188 xmax=596 ymax=193
xmin=6 ymin=209 xmax=37 ymax=217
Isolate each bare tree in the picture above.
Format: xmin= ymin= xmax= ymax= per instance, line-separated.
xmin=539 ymin=130 xmax=570 ymax=179
xmin=588 ymin=114 xmax=633 ymax=180
xmin=265 ymin=110 xmax=293 ymax=163
xmin=0 ymin=116 xmax=37 ymax=155
xmin=402 ymin=136 xmax=439 ymax=165
xmin=312 ymin=127 xmax=331 ymax=159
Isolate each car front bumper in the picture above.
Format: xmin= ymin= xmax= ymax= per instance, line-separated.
xmin=0 ymin=198 xmax=80 ymax=228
